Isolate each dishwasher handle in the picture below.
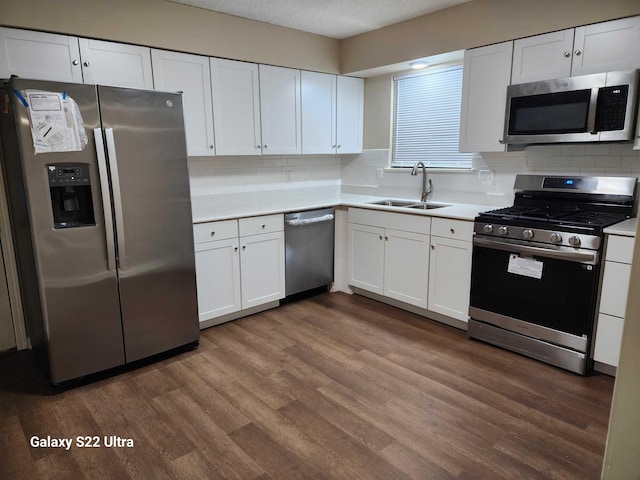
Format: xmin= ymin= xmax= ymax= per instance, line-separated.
xmin=285 ymin=214 xmax=334 ymax=227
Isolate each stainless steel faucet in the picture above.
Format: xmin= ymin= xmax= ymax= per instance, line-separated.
xmin=411 ymin=161 xmax=432 ymax=202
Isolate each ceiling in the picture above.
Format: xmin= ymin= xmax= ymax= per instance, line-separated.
xmin=168 ymin=0 xmax=472 ymax=39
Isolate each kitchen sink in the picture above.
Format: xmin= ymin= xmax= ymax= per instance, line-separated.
xmin=367 ymin=199 xmax=449 ymax=210
xmin=367 ymin=199 xmax=417 ymax=207
xmin=406 ymin=203 xmax=449 ymax=210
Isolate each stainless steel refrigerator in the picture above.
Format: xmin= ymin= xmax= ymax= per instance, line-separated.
xmin=0 ymin=78 xmax=199 ymax=384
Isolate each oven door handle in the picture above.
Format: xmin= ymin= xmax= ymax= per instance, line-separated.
xmin=473 ymin=237 xmax=598 ymax=264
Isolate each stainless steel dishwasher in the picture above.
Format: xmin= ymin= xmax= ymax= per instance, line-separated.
xmin=284 ymin=208 xmax=335 ymax=297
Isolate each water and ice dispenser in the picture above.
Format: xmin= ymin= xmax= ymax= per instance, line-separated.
xmin=47 ymin=164 xmax=95 ymax=228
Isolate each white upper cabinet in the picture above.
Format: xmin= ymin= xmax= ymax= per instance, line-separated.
xmin=259 ymin=64 xmax=302 ymax=155
xmin=301 ymin=71 xmax=337 ymax=154
xmin=459 ymin=41 xmax=513 ymax=153
xmin=210 ymin=58 xmax=262 ymax=156
xmin=0 ymin=27 xmax=83 ymax=83
xmin=512 ymin=29 xmax=574 ymax=84
xmin=336 ymin=75 xmax=364 ymax=154
xmin=151 ymin=49 xmax=215 ymax=157
xmin=78 ymin=38 xmax=153 ymax=89
xmin=301 ymin=72 xmax=364 ymax=155
xmin=512 ymin=16 xmax=640 ymax=84
xmin=573 ymin=16 xmax=640 ymax=75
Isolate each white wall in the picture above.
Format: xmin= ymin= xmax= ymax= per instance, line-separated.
xmin=341 ymin=143 xmax=640 ymax=206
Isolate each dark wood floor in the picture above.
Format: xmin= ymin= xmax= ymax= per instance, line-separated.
xmin=0 ymin=292 xmax=614 ymax=479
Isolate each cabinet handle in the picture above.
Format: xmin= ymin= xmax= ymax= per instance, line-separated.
xmin=72 ymin=59 xmax=80 ymax=65
xmin=498 ymin=138 xmax=504 ymax=144
xmin=332 ymin=144 xmax=336 ymax=148
xmin=83 ymin=61 xmax=90 ymax=67
xmin=431 ymin=244 xmax=435 ymax=250
xmin=337 ymin=144 xmax=342 ymax=149
xmin=563 ymin=51 xmax=571 ymax=58
xmin=379 ymin=235 xmax=383 ymax=240
xmin=256 ymin=145 xmax=261 ymax=149
xmin=210 ymin=231 xmax=215 ymax=237
xmin=234 ymin=247 xmax=238 ymax=252
xmin=385 ymin=236 xmax=388 ymax=241
xmin=263 ymin=144 xmax=268 ymax=149
xmin=450 ymin=228 xmax=455 ymax=234
xmin=574 ymin=50 xmax=582 ymax=56
xmin=209 ymin=144 xmax=214 ymax=149
xmin=242 ymin=245 xmax=246 ymax=250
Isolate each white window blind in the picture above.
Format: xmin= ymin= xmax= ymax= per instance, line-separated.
xmin=392 ymin=65 xmax=473 ymax=169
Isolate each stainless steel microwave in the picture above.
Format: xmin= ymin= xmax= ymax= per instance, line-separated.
xmin=503 ymin=70 xmax=639 ymax=145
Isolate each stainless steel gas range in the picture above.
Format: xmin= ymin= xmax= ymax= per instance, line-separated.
xmin=468 ymin=175 xmax=637 ymax=374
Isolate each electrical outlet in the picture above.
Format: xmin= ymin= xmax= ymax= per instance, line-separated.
xmin=479 ymin=169 xmax=495 ymax=186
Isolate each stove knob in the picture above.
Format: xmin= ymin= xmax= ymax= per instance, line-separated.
xmin=522 ymin=229 xmax=534 ymax=240
xmin=498 ymin=226 xmax=509 ymax=236
xmin=568 ymin=235 xmax=581 ymax=247
xmin=483 ymin=224 xmax=494 ymax=234
xmin=550 ymin=232 xmax=563 ymax=244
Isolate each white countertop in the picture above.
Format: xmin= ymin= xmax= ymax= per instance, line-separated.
xmin=191 ymin=189 xmax=493 ymax=224
xmin=604 ymin=217 xmax=638 ymax=237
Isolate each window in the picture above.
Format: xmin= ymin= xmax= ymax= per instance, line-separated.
xmin=391 ymin=64 xmax=473 ymax=169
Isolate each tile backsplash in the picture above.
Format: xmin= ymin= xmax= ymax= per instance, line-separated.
xmin=188 ymin=144 xmax=640 ymax=206
xmin=341 ymin=144 xmax=640 ymax=206
xmin=188 ymin=155 xmax=342 ymax=196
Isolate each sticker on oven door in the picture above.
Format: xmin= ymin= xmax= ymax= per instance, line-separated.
xmin=507 ymin=254 xmax=543 ymax=279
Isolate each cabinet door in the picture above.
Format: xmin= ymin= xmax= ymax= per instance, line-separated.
xmin=210 ymin=58 xmax=262 ymax=156
xmin=512 ymin=29 xmax=574 ymax=84
xmin=301 ymin=71 xmax=336 ymax=154
xmin=151 ymin=50 xmax=215 ymax=157
xmin=0 ymin=27 xmax=82 ymax=82
xmin=336 ymin=75 xmax=364 ymax=154
xmin=347 ymin=223 xmax=385 ymax=295
xmin=459 ymin=41 xmax=513 ymax=153
xmin=259 ymin=65 xmax=302 ymax=155
xmin=195 ymin=238 xmax=241 ymax=322
xmin=573 ymin=16 xmax=640 ymax=76
xmin=384 ymin=229 xmax=429 ymax=309
xmin=594 ymin=313 xmax=625 ymax=368
xmin=78 ymin=38 xmax=153 ymax=89
xmin=427 ymin=236 xmax=472 ymax=321
xmin=600 ymin=261 xmax=632 ymax=319
xmin=240 ymin=231 xmax=285 ymax=309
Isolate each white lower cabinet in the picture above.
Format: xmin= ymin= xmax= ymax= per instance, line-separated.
xmin=195 ymin=237 xmax=241 ymax=321
xmin=239 ymin=229 xmax=286 ymax=309
xmin=594 ymin=234 xmax=635 ymax=371
xmin=194 ymin=214 xmax=285 ymax=326
xmin=348 ymin=209 xmax=430 ymax=309
xmin=427 ymin=218 xmax=473 ymax=322
xmin=348 ymin=209 xmax=474 ymax=322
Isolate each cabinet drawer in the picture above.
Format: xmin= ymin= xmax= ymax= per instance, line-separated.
xmin=605 ymin=235 xmax=635 ymax=264
xmin=239 ymin=214 xmax=284 ymax=236
xmin=431 ymin=217 xmax=473 ymax=241
xmin=348 ymin=208 xmax=430 ymax=234
xmin=593 ymin=313 xmax=624 ymax=367
xmin=193 ymin=220 xmax=238 ymax=244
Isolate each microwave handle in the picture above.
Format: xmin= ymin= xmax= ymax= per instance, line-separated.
xmin=587 ymin=88 xmax=599 ymax=134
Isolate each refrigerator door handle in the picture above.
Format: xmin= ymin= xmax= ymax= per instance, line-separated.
xmin=104 ymin=128 xmax=127 ymax=269
xmin=93 ymin=128 xmax=117 ymax=271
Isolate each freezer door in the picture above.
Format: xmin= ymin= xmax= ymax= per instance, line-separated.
xmin=3 ymin=79 xmax=124 ymax=383
xmin=97 ymin=86 xmax=199 ymax=362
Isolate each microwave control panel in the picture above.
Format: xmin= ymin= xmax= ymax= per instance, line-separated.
xmin=595 ymin=85 xmax=629 ymax=131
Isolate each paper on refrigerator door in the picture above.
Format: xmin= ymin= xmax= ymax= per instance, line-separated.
xmin=23 ymin=90 xmax=88 ymax=154
xmin=507 ymin=254 xmax=543 ymax=279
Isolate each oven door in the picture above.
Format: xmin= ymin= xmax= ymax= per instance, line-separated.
xmin=469 ymin=236 xmax=600 ymax=353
